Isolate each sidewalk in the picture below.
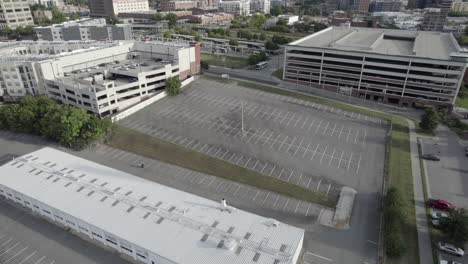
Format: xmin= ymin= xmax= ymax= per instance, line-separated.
xmin=408 ymin=120 xmax=434 ymax=264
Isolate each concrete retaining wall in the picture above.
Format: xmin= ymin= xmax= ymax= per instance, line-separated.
xmin=111 ymin=76 xmax=194 ymax=123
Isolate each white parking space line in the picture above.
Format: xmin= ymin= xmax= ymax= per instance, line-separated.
xmin=0 ymin=242 xmax=20 ymax=257
xmin=305 ymin=252 xmax=333 ymax=262
xmin=17 ymin=251 xmax=37 ymax=264
xmin=4 ymin=246 xmax=28 ymax=264
xmin=32 ymin=256 xmax=46 ymax=264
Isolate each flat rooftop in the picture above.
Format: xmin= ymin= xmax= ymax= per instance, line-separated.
xmin=289 ymin=26 xmax=461 ymax=60
xmin=0 ymin=148 xmax=304 ymax=264
xmin=57 ymin=56 xmax=176 ymax=91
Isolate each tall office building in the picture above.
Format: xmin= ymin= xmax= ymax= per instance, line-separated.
xmin=89 ymin=0 xmax=149 ymax=17
xmin=0 ymin=0 xmax=34 ymax=29
xmin=337 ymin=0 xmax=370 ymax=13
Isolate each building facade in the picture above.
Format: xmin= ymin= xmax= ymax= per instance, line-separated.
xmin=28 ymin=0 xmax=64 ymax=7
xmin=338 ymin=0 xmax=370 ymax=13
xmin=218 ymin=0 xmax=250 ymax=15
xmin=451 ymin=1 xmax=468 ymax=13
xmin=0 ymin=147 xmax=305 ymax=264
xmin=421 ymin=8 xmax=445 ymax=31
xmin=0 ymin=41 xmax=200 ymax=117
xmin=369 ymin=0 xmax=402 ymax=12
xmin=0 ymin=0 xmax=34 ymax=30
xmin=34 ymin=18 xmax=133 ymax=41
xmin=283 ymin=27 xmax=468 ymax=110
xmin=250 ymin=0 xmax=270 ymax=13
xmin=89 ymin=0 xmax=149 ymax=17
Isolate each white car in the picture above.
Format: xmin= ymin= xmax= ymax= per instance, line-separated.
xmin=440 ymin=260 xmax=463 ymax=264
xmin=432 ymin=212 xmax=449 ymax=220
xmin=438 ymin=242 xmax=465 ymax=257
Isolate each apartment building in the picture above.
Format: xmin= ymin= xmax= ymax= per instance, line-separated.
xmin=0 ymin=0 xmax=34 ymax=30
xmin=369 ymin=0 xmax=402 ymax=12
xmin=218 ymin=0 xmax=250 ymax=15
xmin=250 ymin=0 xmax=270 ymax=13
xmin=34 ymin=18 xmax=133 ymax=41
xmin=0 ymin=41 xmax=200 ymax=117
xmin=89 ymin=0 xmax=149 ymax=17
xmin=451 ymin=0 xmax=468 ymax=13
xmin=283 ymin=27 xmax=468 ymax=111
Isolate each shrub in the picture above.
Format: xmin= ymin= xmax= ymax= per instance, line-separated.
xmin=165 ymin=76 xmax=181 ymax=95
xmin=200 ymin=60 xmax=209 ymax=70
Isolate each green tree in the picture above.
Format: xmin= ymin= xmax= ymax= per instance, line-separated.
xmin=49 ymin=6 xmax=67 ymax=24
xmin=419 ymin=107 xmax=440 ymax=132
xmin=0 ymin=27 xmax=13 ymax=36
xmin=313 ymin=22 xmax=327 ymax=32
xmin=259 ymin=33 xmax=266 ymax=41
xmin=441 ymin=209 xmax=468 ymax=246
xmin=165 ymin=76 xmax=181 ymax=95
xmin=106 ymin=13 xmax=121 ymax=25
xmin=200 ymin=60 xmax=209 ymax=70
xmin=276 ymin=18 xmax=288 ymax=26
xmin=40 ymin=105 xmax=89 ymax=146
xmin=250 ymin=13 xmax=266 ymax=28
xmin=165 ymin=13 xmax=178 ymax=28
xmin=31 ymin=4 xmax=47 ymax=11
xmin=272 ymin=35 xmax=292 ymax=45
xmin=69 ymin=12 xmax=81 ymax=20
xmin=265 ymin=40 xmax=279 ymax=50
xmin=152 ymin=13 xmax=164 ymax=21
xmin=229 ymin=38 xmax=239 ymax=46
xmin=271 ymin=6 xmax=283 ymax=16
xmin=248 ymin=51 xmax=267 ymax=65
xmin=16 ymin=25 xmax=34 ymax=35
xmin=163 ymin=29 xmax=174 ymax=38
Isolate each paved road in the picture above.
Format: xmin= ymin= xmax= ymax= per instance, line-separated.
xmin=420 ymin=124 xmax=468 ymax=263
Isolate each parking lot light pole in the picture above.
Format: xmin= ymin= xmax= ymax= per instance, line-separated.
xmin=241 ymin=101 xmax=245 ymax=134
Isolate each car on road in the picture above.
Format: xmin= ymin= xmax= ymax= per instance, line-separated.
xmin=422 ymin=154 xmax=441 ymax=161
xmin=438 ymin=242 xmax=464 ymax=257
xmin=440 ymin=260 xmax=462 ymax=264
xmin=465 ymin=147 xmax=468 ymax=157
xmin=428 ymin=199 xmax=457 ymax=210
xmin=432 ymin=212 xmax=449 ymax=220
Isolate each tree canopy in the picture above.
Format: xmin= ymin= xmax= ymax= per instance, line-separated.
xmin=419 ymin=107 xmax=440 ymax=132
xmin=0 ymin=96 xmax=111 ymax=149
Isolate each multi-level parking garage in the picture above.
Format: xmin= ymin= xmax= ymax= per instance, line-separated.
xmin=283 ymin=26 xmax=468 ymax=111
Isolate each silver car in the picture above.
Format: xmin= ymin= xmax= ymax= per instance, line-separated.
xmin=438 ymin=242 xmax=465 ymax=257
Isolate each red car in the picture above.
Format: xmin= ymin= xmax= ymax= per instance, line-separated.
xmin=428 ymin=199 xmax=457 ymax=210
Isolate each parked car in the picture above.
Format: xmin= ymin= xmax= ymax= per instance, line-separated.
xmin=422 ymin=154 xmax=440 ymax=161
xmin=438 ymin=242 xmax=464 ymax=257
xmin=432 ymin=219 xmax=442 ymax=229
xmin=428 ymin=199 xmax=457 ymax=210
xmin=440 ymin=260 xmax=463 ymax=264
xmin=432 ymin=212 xmax=449 ymax=220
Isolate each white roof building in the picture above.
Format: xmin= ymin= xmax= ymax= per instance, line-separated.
xmin=0 ymin=147 xmax=304 ymax=264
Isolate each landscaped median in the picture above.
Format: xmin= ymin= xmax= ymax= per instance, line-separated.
xmin=107 ymin=125 xmax=336 ymax=208
xmin=203 ymin=74 xmax=418 ymax=264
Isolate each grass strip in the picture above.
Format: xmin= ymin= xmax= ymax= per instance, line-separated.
xmin=108 ymin=125 xmax=336 ymax=208
xmin=203 ymin=74 xmax=418 ymax=264
xmin=201 ymin=53 xmax=249 ymax=69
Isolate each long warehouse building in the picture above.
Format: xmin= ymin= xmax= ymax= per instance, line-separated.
xmin=0 ymin=147 xmax=304 ymax=264
xmin=283 ymin=26 xmax=468 ymax=111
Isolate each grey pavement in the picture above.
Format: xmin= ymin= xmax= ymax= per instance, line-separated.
xmin=408 ymin=121 xmax=434 ymax=264
xmin=420 ymin=124 xmax=468 ymax=263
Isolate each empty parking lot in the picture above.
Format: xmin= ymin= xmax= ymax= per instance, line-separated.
xmin=119 ymin=78 xmax=387 ymax=200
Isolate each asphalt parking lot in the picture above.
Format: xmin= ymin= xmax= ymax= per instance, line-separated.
xmin=0 ymin=122 xmax=384 ymax=264
xmin=120 ymin=78 xmax=387 ymax=199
